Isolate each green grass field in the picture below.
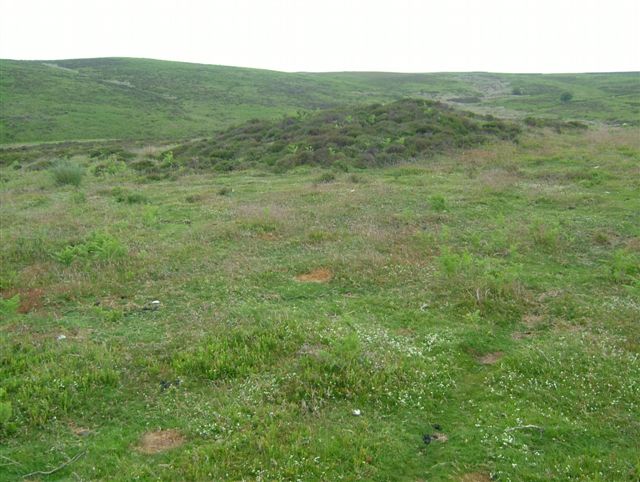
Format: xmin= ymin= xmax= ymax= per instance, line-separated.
xmin=1 ymin=58 xmax=638 ymax=144
xmin=1 ymin=58 xmax=639 ymax=481
xmin=1 ymin=124 xmax=639 ymax=480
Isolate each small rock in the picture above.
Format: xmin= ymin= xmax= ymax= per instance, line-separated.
xmin=57 ymin=334 xmax=67 ymax=341
xmin=422 ymin=434 xmax=432 ymax=445
xmin=352 ymin=409 xmax=361 ymax=416
xmin=143 ymin=300 xmax=161 ymax=311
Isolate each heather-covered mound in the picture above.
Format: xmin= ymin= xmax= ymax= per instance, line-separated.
xmin=172 ymin=99 xmax=520 ymax=171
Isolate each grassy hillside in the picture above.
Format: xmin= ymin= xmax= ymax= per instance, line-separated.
xmin=326 ymin=71 xmax=640 ymax=122
xmin=1 ymin=57 xmax=638 ymax=143
xmin=0 ymin=58 xmax=353 ymax=143
xmin=1 ymin=126 xmax=639 ymax=480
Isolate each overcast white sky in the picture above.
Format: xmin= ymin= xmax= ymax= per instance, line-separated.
xmin=0 ymin=0 xmax=638 ymax=73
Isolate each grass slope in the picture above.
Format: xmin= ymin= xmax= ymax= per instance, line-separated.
xmin=1 ymin=126 xmax=639 ymax=480
xmin=1 ymin=57 xmax=638 ymax=143
xmin=0 ymin=58 xmax=351 ymax=144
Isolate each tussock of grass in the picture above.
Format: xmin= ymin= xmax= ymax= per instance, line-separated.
xmin=50 ymin=159 xmax=84 ymax=186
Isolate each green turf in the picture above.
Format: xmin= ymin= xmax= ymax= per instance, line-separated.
xmin=1 ymin=58 xmax=638 ymax=143
xmin=1 ymin=124 xmax=639 ymax=480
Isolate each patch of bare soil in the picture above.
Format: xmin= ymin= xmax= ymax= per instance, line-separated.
xmin=522 ymin=313 xmax=544 ymax=329
xmin=625 ymin=236 xmax=640 ymax=252
xmin=258 ymin=232 xmax=278 ymax=241
xmin=460 ymin=472 xmax=492 ymax=482
xmin=294 ymin=268 xmax=333 ymax=283
xmin=297 ymin=343 xmax=323 ymax=357
xmin=69 ymin=422 xmax=92 ymax=437
xmin=431 ymin=432 xmax=448 ymax=443
xmin=395 ymin=327 xmax=416 ymax=337
xmin=19 ymin=262 xmax=50 ymax=283
xmin=512 ymin=331 xmax=534 ymax=340
xmin=477 ymin=352 xmax=503 ymax=365
xmin=537 ymin=290 xmax=562 ymax=302
xmin=137 ymin=429 xmax=185 ymax=454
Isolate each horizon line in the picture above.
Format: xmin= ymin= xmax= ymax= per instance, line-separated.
xmin=2 ymin=56 xmax=639 ymax=76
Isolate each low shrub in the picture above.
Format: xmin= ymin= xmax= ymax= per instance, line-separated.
xmin=92 ymin=155 xmax=128 ymax=176
xmin=348 ymin=173 xmax=363 ymax=183
xmin=560 ymin=92 xmax=574 ymax=103
xmin=524 ymin=117 xmax=587 ymax=132
xmin=112 ymin=188 xmax=148 ymax=204
xmin=316 ymin=172 xmax=336 ymax=184
xmin=71 ymin=191 xmax=87 ymax=204
xmin=430 ymin=195 xmax=446 ymax=212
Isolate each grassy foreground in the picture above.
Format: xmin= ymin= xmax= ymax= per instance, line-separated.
xmin=1 ymin=126 xmax=639 ymax=480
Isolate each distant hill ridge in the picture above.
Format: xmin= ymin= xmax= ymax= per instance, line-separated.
xmin=1 ymin=57 xmax=638 ymax=143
